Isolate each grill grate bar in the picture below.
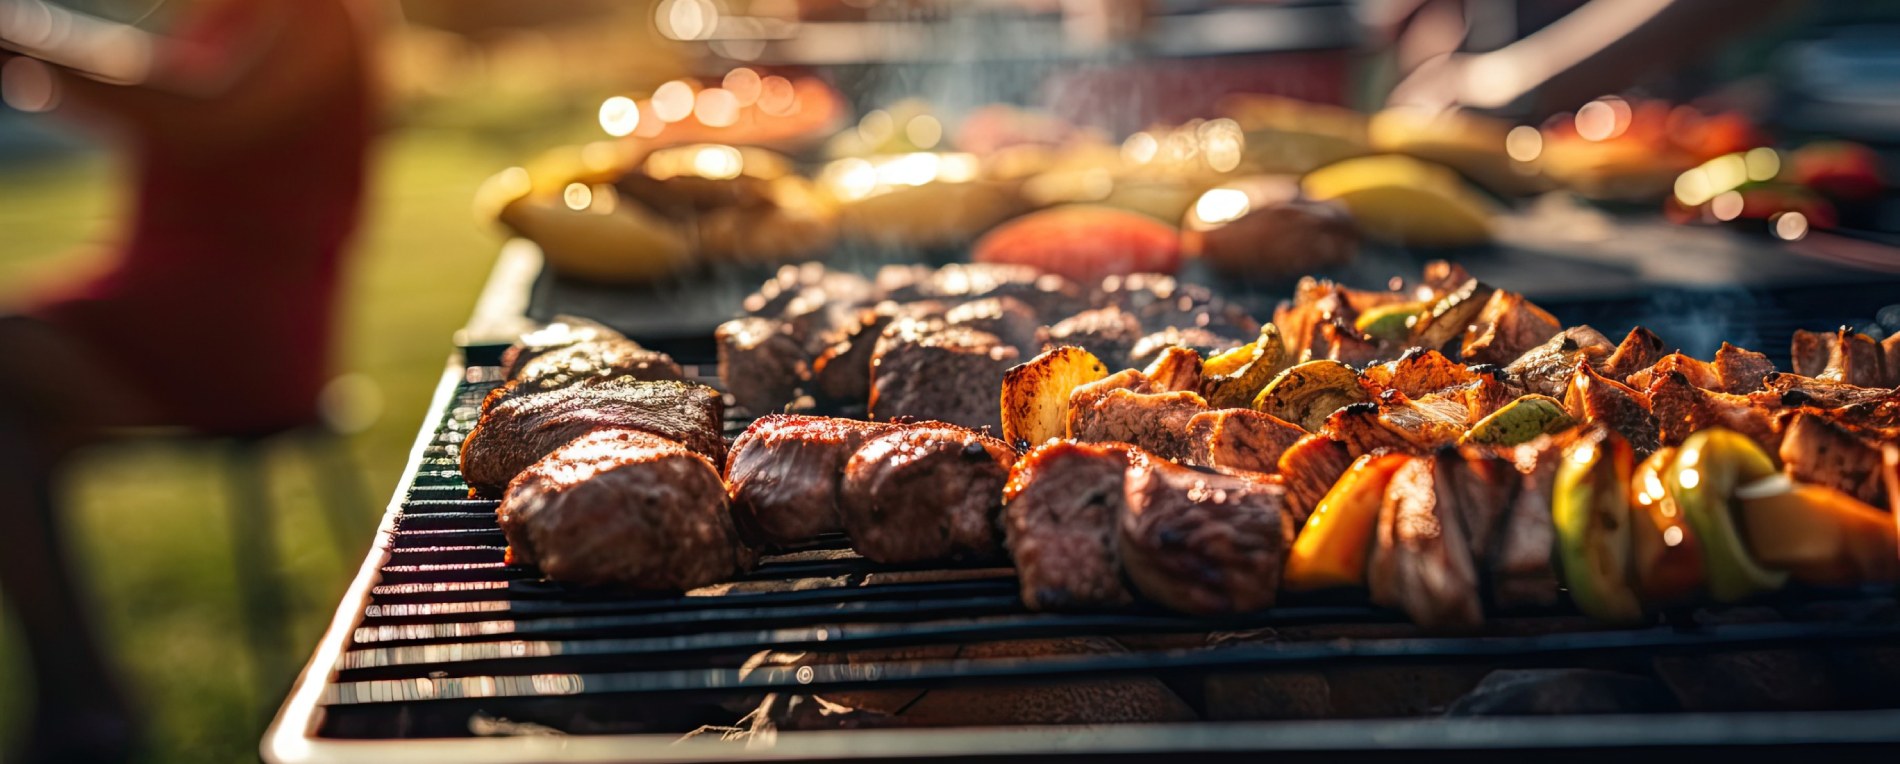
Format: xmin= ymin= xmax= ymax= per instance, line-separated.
xmin=321 ymin=620 xmax=1900 ymax=706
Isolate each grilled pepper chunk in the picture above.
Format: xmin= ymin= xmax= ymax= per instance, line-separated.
xmin=1552 ymin=426 xmax=1644 ymax=623
xmin=1202 ymin=325 xmax=1290 ymax=409
xmin=1669 ymin=428 xmax=1787 ymax=602
xmin=1284 ymin=453 xmax=1412 ymax=591
xmin=1629 ymin=447 xmax=1705 ymax=604
xmin=1736 ymin=475 xmax=1900 ymax=587
xmin=1460 ymin=394 xmax=1576 ymax=447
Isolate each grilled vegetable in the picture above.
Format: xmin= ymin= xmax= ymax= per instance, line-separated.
xmin=1630 ymin=447 xmax=1705 ymax=603
xmin=1253 ymin=360 xmax=1370 ymax=432
xmin=1000 ymin=347 xmax=1110 ymax=447
xmin=1460 ymin=394 xmax=1575 ymax=447
xmin=1409 ymin=279 xmax=1496 ymax=353
xmin=1354 ymin=301 xmax=1427 ymax=344
xmin=1552 ymin=426 xmax=1644 ymax=623
xmin=1202 ymin=325 xmax=1290 ymax=409
xmin=1284 ymin=453 xmax=1411 ymax=591
xmin=1736 ymin=475 xmax=1900 ymax=586
xmin=1669 ymin=428 xmax=1787 ymax=602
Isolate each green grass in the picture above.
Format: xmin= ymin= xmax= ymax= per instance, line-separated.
xmin=0 ymin=125 xmax=518 ymax=761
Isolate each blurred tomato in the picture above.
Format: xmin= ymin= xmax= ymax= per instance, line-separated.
xmin=972 ymin=205 xmax=1182 ymax=282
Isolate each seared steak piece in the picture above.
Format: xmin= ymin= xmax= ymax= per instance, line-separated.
xmin=1118 ymin=460 xmax=1293 ymax=615
xmin=1141 ymin=347 xmax=1204 ymax=393
xmin=1601 ymin=327 xmax=1666 ymax=383
xmin=1461 ymin=291 xmax=1562 ymax=367
xmin=1644 ymin=371 xmax=1778 ymax=452
xmin=1362 ymin=348 xmax=1480 ymax=399
xmin=868 ymin=319 xmax=1020 ymax=432
xmin=726 ymin=415 xmax=895 ymax=547
xmin=1096 ymin=273 xmax=1259 ymax=339
xmin=877 ymin=263 xmax=1090 ymax=319
xmin=1277 ymin=434 xmax=1354 ymax=528
xmin=1368 ymin=456 xmax=1483 ymax=631
xmin=743 ymin=263 xmax=875 ymax=318
xmin=498 ymin=338 xmax=684 ymax=402
xmin=499 ymin=315 xmax=621 ymax=377
xmin=462 ymin=378 xmax=727 ymax=496
xmin=1712 ymin=342 xmax=1775 ymax=393
xmin=1183 ymin=409 xmax=1306 ymax=475
xmin=499 ymin=429 xmax=753 ymax=590
xmin=1505 ymin=326 xmax=1614 ymax=398
xmin=945 ymin=296 xmax=1042 ymax=354
xmin=1780 ymin=412 xmax=1887 ymax=508
xmin=1493 ymin=437 xmax=1562 ymax=607
xmin=1437 ymin=446 xmax=1517 ymax=569
xmin=839 ymin=424 xmax=1015 ymax=563
xmin=1038 ymin=306 xmax=1145 ymax=369
xmin=716 ymin=316 xmax=809 ymax=415
xmin=1758 ymin=373 xmax=1898 ymax=410
xmin=1003 ymin=441 xmax=1143 ymax=609
xmin=1790 ymin=329 xmax=1832 ymax=378
xmin=1068 ymin=388 xmax=1210 ymax=461
xmin=1563 ymin=361 xmax=1660 ymax=457
xmin=1128 ymin=327 xmax=1244 ymax=370
xmin=810 ymin=308 xmax=895 ymax=405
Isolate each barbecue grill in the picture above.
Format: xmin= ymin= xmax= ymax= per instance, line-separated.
xmin=262 ymin=249 xmax=1900 ymax=763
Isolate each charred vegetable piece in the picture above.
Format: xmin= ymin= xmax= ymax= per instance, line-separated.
xmin=1000 ymin=347 xmax=1110 ymax=448
xmin=1284 ymin=453 xmax=1412 ymax=591
xmin=1460 ymin=395 xmax=1576 ymax=446
xmin=1736 ymin=475 xmax=1900 ymax=587
xmin=1202 ymin=325 xmax=1290 ymax=409
xmin=1253 ymin=360 xmax=1370 ymax=432
xmin=1355 ymin=301 xmax=1428 ymax=344
xmin=1669 ymin=428 xmax=1787 ymax=602
xmin=1629 ymin=447 xmax=1705 ymax=604
xmin=1552 ymin=426 xmax=1644 ymax=623
xmin=1409 ymin=279 xmax=1496 ymax=353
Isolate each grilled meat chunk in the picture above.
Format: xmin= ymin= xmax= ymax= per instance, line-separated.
xmin=462 ymin=378 xmax=727 ymax=496
xmin=499 ymin=429 xmax=752 ymax=590
xmin=1068 ymin=388 xmax=1210 ymax=461
xmin=1602 ymin=327 xmax=1666 ymax=383
xmin=1492 ymin=437 xmax=1563 ymax=607
xmin=1003 ymin=441 xmax=1143 ymax=609
xmin=1626 ymin=353 xmax=1721 ymax=393
xmin=1323 ymin=393 xmax=1466 ymax=458
xmin=1563 ymin=360 xmax=1660 ymax=456
xmin=1118 ymin=460 xmax=1293 ymax=615
xmin=1183 ymin=409 xmax=1307 ymax=474
xmin=1791 ymin=329 xmax=1831 ymax=378
xmin=716 ymin=317 xmax=809 ymax=415
xmin=1277 ymin=434 xmax=1354 ymax=528
xmin=1461 ymin=290 xmax=1562 ymax=366
xmin=1128 ymin=327 xmax=1244 ymax=370
xmin=1362 ymin=348 xmax=1479 ymax=399
xmin=1505 ymin=326 xmax=1614 ymax=398
xmin=839 ymin=424 xmax=1015 ymax=563
xmin=868 ymin=319 xmax=1021 ymax=432
xmin=1141 ymin=347 xmax=1204 ymax=393
xmin=1758 ymin=373 xmax=1898 ymax=410
xmin=743 ymin=263 xmax=875 ymax=318
xmin=1411 ymin=279 xmax=1496 ymax=356
xmin=945 ymin=296 xmax=1043 ymax=354
xmin=1780 ymin=412 xmax=1888 ymax=508
xmin=1439 ymin=446 xmax=1518 ymax=568
xmin=1368 ymin=456 xmax=1483 ymax=631
xmin=1096 ymin=273 xmax=1259 ymax=339
xmin=810 ymin=308 xmax=895 ymax=405
xmin=1645 ymin=371 xmax=1778 ymax=452
xmin=1038 ymin=306 xmax=1145 ymax=370
xmin=499 ymin=315 xmax=621 ymax=378
xmin=1794 ymin=328 xmax=1890 ymax=387
xmin=725 ymin=415 xmax=895 ymax=547
xmin=1712 ymin=343 xmax=1776 ymax=394
xmin=500 ymin=338 xmax=684 ymax=401
xmin=877 ymin=263 xmax=1090 ymax=319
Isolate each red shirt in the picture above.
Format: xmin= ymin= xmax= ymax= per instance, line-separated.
xmin=31 ymin=0 xmax=373 ymax=435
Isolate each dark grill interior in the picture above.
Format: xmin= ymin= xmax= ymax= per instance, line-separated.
xmin=312 ymin=360 xmax=1900 ymax=742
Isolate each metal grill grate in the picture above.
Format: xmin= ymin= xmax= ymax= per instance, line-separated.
xmin=301 ymin=364 xmax=1900 ymax=743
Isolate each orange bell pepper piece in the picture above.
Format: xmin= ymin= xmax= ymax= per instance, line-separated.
xmin=1284 ymin=453 xmax=1411 ymax=591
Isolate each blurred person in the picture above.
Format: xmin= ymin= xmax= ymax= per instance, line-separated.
xmin=0 ymin=0 xmax=380 ymax=760
xmin=1377 ymin=0 xmax=1797 ymax=118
